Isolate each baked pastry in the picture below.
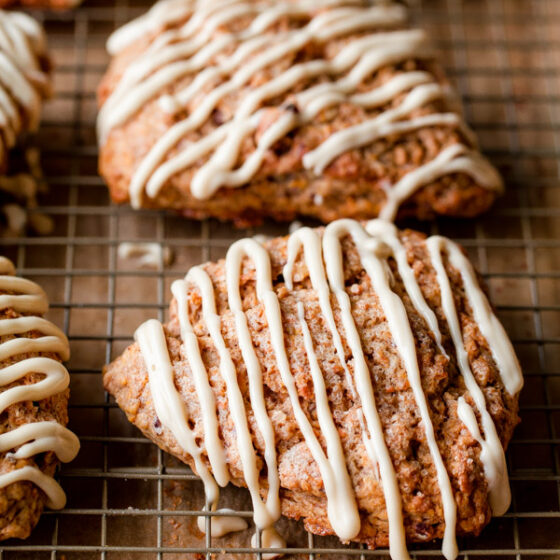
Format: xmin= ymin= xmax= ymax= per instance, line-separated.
xmin=98 ymin=0 xmax=503 ymax=227
xmin=104 ymin=218 xmax=523 ymax=559
xmin=0 ymin=256 xmax=79 ymax=540
xmin=0 ymin=10 xmax=49 ymax=173
xmin=0 ymin=0 xmax=81 ymax=9
xmin=0 ymin=10 xmax=52 ymax=236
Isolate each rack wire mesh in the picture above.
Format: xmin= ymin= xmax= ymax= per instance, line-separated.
xmin=1 ymin=0 xmax=559 ymax=557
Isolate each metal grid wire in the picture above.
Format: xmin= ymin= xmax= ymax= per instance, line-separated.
xmin=1 ymin=0 xmax=560 ymax=557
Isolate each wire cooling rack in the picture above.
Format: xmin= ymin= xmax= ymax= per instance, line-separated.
xmin=1 ymin=0 xmax=560 ymax=558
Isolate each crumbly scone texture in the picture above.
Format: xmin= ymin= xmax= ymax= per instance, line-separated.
xmin=0 ymin=303 xmax=69 ymax=541
xmin=104 ymin=227 xmax=520 ymax=549
xmin=98 ymin=8 xmax=499 ymax=227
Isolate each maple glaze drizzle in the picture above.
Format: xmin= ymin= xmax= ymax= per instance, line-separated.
xmin=135 ymin=218 xmax=522 ymax=559
xmin=100 ymin=0 xmax=502 ymax=218
xmin=0 ymin=257 xmax=79 ymax=509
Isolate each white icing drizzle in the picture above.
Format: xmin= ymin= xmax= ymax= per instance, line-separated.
xmin=0 ymin=11 xmax=48 ymax=167
xmin=302 ymin=86 xmax=469 ymax=174
xmin=0 ymin=465 xmax=66 ymax=509
xmin=426 ymin=237 xmax=517 ymax=516
xmin=0 ymin=256 xmax=79 ymax=510
xmin=0 ymin=422 xmax=79 ymax=463
xmin=322 ymin=220 xmax=410 ymax=560
xmin=227 ymin=237 xmax=361 ymax=539
xmin=325 ymin=220 xmax=457 ymax=560
xmin=171 ymin=280 xmax=230 ymax=489
xmin=443 ymin=241 xmax=523 ymax=395
xmin=365 ymin=220 xmax=447 ymax=355
xmin=297 ymin=297 xmax=360 ymax=538
xmin=0 ymin=273 xmax=49 ymax=314
xmin=283 ymin=227 xmax=379 ymax=472
xmin=134 ymin=319 xmax=220 ymax=506
xmin=251 ymin=527 xmax=286 ymax=560
xmin=135 ymin=219 xmax=522 ymax=559
xmin=223 ymin=249 xmax=282 ymax=524
xmin=100 ymin=0 xmax=502 ymax=217
xmin=378 ymin=144 xmax=504 ymax=221
xmin=107 ymin=0 xmax=196 ymax=56
xmin=183 ymin=264 xmax=277 ymax=530
xmin=197 ymin=507 xmax=248 ymax=537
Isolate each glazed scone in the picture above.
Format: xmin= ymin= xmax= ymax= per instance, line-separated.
xmin=98 ymin=0 xmax=503 ymax=227
xmin=0 ymin=257 xmax=79 ymax=540
xmin=0 ymin=10 xmax=52 ymax=236
xmin=0 ymin=10 xmax=50 ymax=172
xmin=104 ymin=219 xmax=522 ymax=559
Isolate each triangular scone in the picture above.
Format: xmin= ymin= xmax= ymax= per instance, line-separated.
xmin=0 ymin=257 xmax=79 ymax=540
xmin=104 ymin=219 xmax=522 ymax=557
xmin=98 ymin=0 xmax=503 ymax=227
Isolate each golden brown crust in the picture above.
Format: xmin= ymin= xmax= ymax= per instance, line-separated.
xmin=103 ymin=227 xmax=520 ymax=549
xmin=98 ymin=7 xmax=500 ymax=227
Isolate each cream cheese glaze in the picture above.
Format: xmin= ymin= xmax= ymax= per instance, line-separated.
xmin=100 ymin=0 xmax=502 ymax=219
xmin=134 ymin=218 xmax=523 ymax=559
xmin=0 ymin=256 xmax=79 ymax=510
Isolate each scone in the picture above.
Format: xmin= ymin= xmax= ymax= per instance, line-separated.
xmin=0 ymin=10 xmax=52 ymax=235
xmin=0 ymin=256 xmax=79 ymax=540
xmin=0 ymin=10 xmax=50 ymax=172
xmin=103 ymin=218 xmax=522 ymax=559
xmin=98 ymin=0 xmax=503 ymax=227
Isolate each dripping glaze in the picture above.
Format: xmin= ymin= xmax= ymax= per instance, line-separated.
xmin=134 ymin=218 xmax=522 ymax=560
xmin=100 ymin=0 xmax=502 ymax=218
xmin=0 ymin=256 xmax=79 ymax=509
